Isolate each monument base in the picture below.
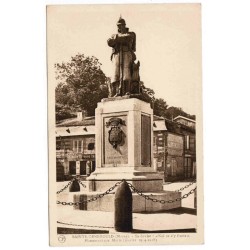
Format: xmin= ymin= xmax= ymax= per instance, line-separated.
xmin=73 ymin=191 xmax=181 ymax=212
xmin=87 ymin=170 xmax=164 ymax=192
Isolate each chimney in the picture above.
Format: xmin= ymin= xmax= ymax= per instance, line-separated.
xmin=76 ymin=110 xmax=87 ymax=121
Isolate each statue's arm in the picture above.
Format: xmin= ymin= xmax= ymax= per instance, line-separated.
xmin=130 ymin=32 xmax=136 ymax=52
xmin=107 ymin=34 xmax=117 ymax=47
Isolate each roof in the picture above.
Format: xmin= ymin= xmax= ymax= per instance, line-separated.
xmin=56 ymin=116 xmax=95 ymax=127
xmin=173 ymin=115 xmax=196 ymax=123
xmin=56 ymin=125 xmax=95 ymax=137
xmin=154 ymin=118 xmax=195 ymax=134
xmin=153 ymin=120 xmax=167 ymax=131
xmin=153 ymin=115 xmax=165 ymax=121
xmin=56 ymin=115 xmax=195 ymax=136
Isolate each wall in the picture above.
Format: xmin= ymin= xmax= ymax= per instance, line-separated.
xmin=56 ymin=135 xmax=95 ymax=180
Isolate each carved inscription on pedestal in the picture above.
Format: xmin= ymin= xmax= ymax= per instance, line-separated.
xmin=141 ymin=114 xmax=151 ymax=166
xmin=103 ymin=116 xmax=128 ymax=165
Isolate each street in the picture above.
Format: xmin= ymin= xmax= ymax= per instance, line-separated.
xmin=56 ymin=179 xmax=197 ymax=233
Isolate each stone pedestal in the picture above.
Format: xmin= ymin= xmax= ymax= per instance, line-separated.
xmin=87 ymin=97 xmax=164 ymax=192
xmin=72 ymin=97 xmax=182 ymax=212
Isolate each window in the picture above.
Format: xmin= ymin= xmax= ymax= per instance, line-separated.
xmin=80 ymin=161 xmax=87 ymax=175
xmin=56 ymin=140 xmax=61 ymax=150
xmin=73 ymin=140 xmax=83 ymax=153
xmin=69 ymin=161 xmax=76 ymax=175
xmin=185 ymin=135 xmax=190 ymax=150
xmin=189 ymin=136 xmax=195 ymax=151
xmin=184 ymin=157 xmax=192 ymax=178
xmin=88 ymin=143 xmax=95 ymax=150
xmin=153 ymin=136 xmax=156 ymax=146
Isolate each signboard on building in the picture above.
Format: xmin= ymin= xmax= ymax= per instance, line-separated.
xmin=56 ymin=150 xmax=65 ymax=158
xmin=82 ymin=154 xmax=95 ymax=160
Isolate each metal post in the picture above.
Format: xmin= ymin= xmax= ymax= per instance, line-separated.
xmin=114 ymin=180 xmax=133 ymax=232
xmin=194 ymin=187 xmax=197 ymax=209
xmin=69 ymin=178 xmax=80 ymax=192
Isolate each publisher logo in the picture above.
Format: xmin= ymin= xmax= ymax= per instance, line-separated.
xmin=58 ymin=235 xmax=66 ymax=243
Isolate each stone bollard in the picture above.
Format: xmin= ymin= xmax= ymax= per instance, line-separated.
xmin=69 ymin=178 xmax=80 ymax=192
xmin=194 ymin=188 xmax=197 ymax=209
xmin=114 ymin=180 xmax=133 ymax=232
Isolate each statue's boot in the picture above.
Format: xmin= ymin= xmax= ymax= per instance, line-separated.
xmin=125 ymin=80 xmax=131 ymax=95
xmin=114 ymin=82 xmax=121 ymax=97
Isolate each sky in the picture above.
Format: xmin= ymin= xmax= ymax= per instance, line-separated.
xmin=47 ymin=4 xmax=201 ymax=115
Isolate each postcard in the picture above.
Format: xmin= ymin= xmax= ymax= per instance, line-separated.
xmin=47 ymin=3 xmax=203 ymax=246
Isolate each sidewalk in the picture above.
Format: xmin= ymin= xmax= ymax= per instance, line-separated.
xmin=56 ymin=180 xmax=197 ymax=234
xmin=163 ymin=181 xmax=196 ymax=209
xmin=57 ymin=209 xmax=196 ymax=234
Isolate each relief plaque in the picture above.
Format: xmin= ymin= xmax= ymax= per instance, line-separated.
xmin=103 ymin=116 xmax=128 ymax=165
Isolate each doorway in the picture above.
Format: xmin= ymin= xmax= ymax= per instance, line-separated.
xmin=69 ymin=161 xmax=76 ymax=175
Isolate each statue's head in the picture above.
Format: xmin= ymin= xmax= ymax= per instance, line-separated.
xmin=117 ymin=17 xmax=126 ymax=33
xmin=117 ymin=16 xmax=126 ymax=26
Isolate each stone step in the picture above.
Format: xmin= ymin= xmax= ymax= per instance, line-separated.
xmin=73 ymin=191 xmax=181 ymax=213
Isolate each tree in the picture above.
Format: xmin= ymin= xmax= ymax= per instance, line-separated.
xmin=140 ymin=81 xmax=155 ymax=99
xmin=55 ymin=103 xmax=76 ymax=121
xmin=165 ymin=106 xmax=196 ymax=121
xmin=55 ymin=54 xmax=109 ymax=119
xmin=153 ymin=98 xmax=169 ymax=117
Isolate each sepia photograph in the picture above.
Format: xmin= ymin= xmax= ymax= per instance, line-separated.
xmin=4 ymin=1 xmax=250 ymax=249
xmin=47 ymin=3 xmax=203 ymax=246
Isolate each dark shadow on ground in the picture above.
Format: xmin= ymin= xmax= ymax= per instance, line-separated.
xmin=57 ymin=227 xmax=109 ymax=234
xmin=57 ymin=227 xmax=196 ymax=234
xmin=135 ymin=207 xmax=197 ymax=215
xmin=166 ymin=207 xmax=197 ymax=215
xmin=132 ymin=228 xmax=196 ymax=233
xmin=164 ymin=178 xmax=196 ymax=184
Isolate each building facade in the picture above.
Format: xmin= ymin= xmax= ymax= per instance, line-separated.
xmin=56 ymin=112 xmax=196 ymax=182
xmin=56 ymin=114 xmax=96 ymax=181
xmin=153 ymin=116 xmax=196 ymax=181
xmin=174 ymin=115 xmax=196 ymax=178
xmin=173 ymin=115 xmax=196 ymax=128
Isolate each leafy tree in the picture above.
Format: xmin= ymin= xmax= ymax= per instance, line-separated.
xmin=55 ymin=103 xmax=76 ymax=121
xmin=139 ymin=81 xmax=155 ymax=107
xmin=55 ymin=54 xmax=109 ymax=119
xmin=55 ymin=54 xmax=195 ymax=122
xmin=165 ymin=106 xmax=195 ymax=121
xmin=140 ymin=81 xmax=155 ymax=99
xmin=153 ymin=100 xmax=195 ymax=121
xmin=153 ymin=98 xmax=169 ymax=117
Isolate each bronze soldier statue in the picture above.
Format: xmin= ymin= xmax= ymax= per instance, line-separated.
xmin=107 ymin=17 xmax=140 ymax=97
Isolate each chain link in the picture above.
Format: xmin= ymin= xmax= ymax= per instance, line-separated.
xmin=57 ymin=180 xmax=123 ymax=206
xmin=77 ymin=179 xmax=87 ymax=188
xmin=56 ymin=178 xmax=76 ymax=194
xmin=57 ymin=180 xmax=196 ymax=206
xmin=127 ymin=182 xmax=196 ymax=204
xmin=174 ymin=180 xmax=196 ymax=192
xmin=56 ymin=177 xmax=87 ymax=194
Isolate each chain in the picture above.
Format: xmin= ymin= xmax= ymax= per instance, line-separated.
xmin=77 ymin=179 xmax=87 ymax=188
xmin=56 ymin=177 xmax=86 ymax=194
xmin=127 ymin=182 xmax=196 ymax=204
xmin=57 ymin=180 xmax=196 ymax=205
xmin=175 ymin=180 xmax=196 ymax=192
xmin=57 ymin=221 xmax=113 ymax=229
xmin=57 ymin=180 xmax=123 ymax=206
xmin=56 ymin=178 xmax=76 ymax=194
